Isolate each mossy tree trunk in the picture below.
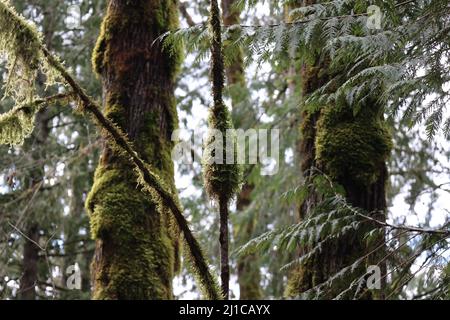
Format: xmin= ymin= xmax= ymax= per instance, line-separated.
xmin=86 ymin=0 xmax=181 ymax=299
xmin=221 ymin=0 xmax=262 ymax=300
xmin=286 ymin=0 xmax=390 ymax=299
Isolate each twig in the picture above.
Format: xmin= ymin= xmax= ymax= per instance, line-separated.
xmin=314 ymin=167 xmax=450 ymax=237
xmin=8 ymin=222 xmax=43 ymax=250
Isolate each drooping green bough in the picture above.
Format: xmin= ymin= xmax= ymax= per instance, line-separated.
xmin=202 ymin=0 xmax=241 ymax=299
xmin=0 ymin=0 xmax=220 ymax=300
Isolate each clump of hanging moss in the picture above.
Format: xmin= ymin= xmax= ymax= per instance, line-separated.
xmin=0 ymin=103 xmax=39 ymax=145
xmin=315 ymin=97 xmax=392 ymax=186
xmin=202 ymin=0 xmax=241 ymax=204
xmin=0 ymin=1 xmax=61 ymax=146
xmin=0 ymin=0 xmax=43 ymax=102
xmin=202 ymin=102 xmax=241 ymax=202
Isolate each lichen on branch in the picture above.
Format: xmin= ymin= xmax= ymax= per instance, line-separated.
xmin=0 ymin=93 xmax=71 ymax=145
xmin=0 ymin=0 xmax=58 ymax=103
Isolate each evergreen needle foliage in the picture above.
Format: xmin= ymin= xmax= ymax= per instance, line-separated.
xmin=167 ymin=0 xmax=450 ymax=137
xmin=237 ymin=171 xmax=450 ymax=299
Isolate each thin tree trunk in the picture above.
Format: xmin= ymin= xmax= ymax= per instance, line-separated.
xmin=235 ymin=185 xmax=262 ymax=299
xmin=19 ymin=223 xmax=39 ymax=300
xmin=222 ymin=0 xmax=262 ymax=300
xmin=87 ymin=0 xmax=181 ymax=299
xmin=19 ymin=115 xmax=48 ymax=300
xmin=219 ymin=195 xmax=230 ymax=299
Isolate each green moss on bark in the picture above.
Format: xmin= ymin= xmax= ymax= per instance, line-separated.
xmin=86 ymin=165 xmax=175 ymax=300
xmin=92 ymin=0 xmax=182 ymax=78
xmin=0 ymin=0 xmax=43 ymax=102
xmin=202 ymin=102 xmax=241 ymax=203
xmin=287 ymin=96 xmax=392 ymax=298
xmin=315 ymin=97 xmax=392 ymax=186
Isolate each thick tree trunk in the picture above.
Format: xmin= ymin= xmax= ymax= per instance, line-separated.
xmin=221 ymin=0 xmax=244 ymax=88
xmin=86 ymin=0 xmax=181 ymax=299
xmin=222 ymin=0 xmax=262 ymax=300
xmin=286 ymin=1 xmax=390 ymax=299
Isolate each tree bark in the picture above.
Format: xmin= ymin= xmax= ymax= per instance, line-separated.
xmin=19 ymin=223 xmax=39 ymax=300
xmin=87 ymin=0 xmax=181 ymax=299
xmin=62 ymin=150 xmax=92 ymax=299
xmin=219 ymin=195 xmax=230 ymax=299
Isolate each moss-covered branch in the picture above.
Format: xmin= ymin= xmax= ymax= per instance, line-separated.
xmin=202 ymin=0 xmax=241 ymax=299
xmin=0 ymin=0 xmax=59 ymax=102
xmin=209 ymin=0 xmax=225 ymax=105
xmin=41 ymin=47 xmax=221 ymax=300
xmin=0 ymin=93 xmax=72 ymax=145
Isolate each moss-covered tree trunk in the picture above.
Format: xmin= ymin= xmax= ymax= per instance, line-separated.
xmin=221 ymin=0 xmax=262 ymax=300
xmin=286 ymin=0 xmax=390 ymax=299
xmin=86 ymin=0 xmax=181 ymax=299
